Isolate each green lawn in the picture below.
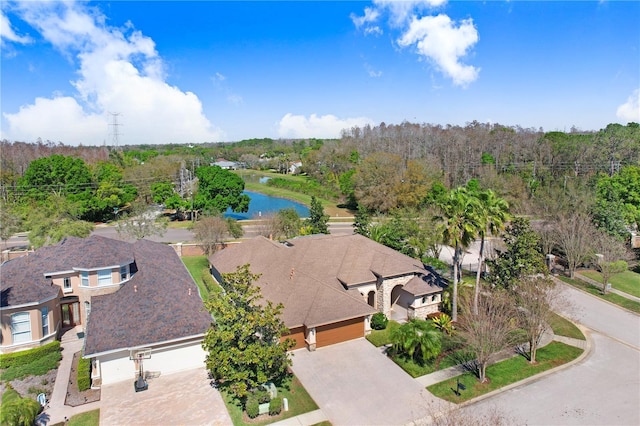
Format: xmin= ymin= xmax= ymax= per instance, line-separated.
xmin=68 ymin=409 xmax=100 ymax=426
xmin=549 ymin=312 xmax=585 ymax=340
xmin=580 ymin=270 xmax=640 ymax=298
xmin=181 ymin=255 xmax=222 ymax=300
xmin=558 ymin=276 xmax=640 ymax=314
xmin=222 ymin=375 xmax=318 ymax=426
xmin=427 ymin=342 xmax=583 ymax=403
xmin=365 ymin=321 xmax=401 ymax=347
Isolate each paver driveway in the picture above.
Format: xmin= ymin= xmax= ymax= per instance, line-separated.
xmin=100 ymin=367 xmax=232 ymax=426
xmin=290 ymin=338 xmax=447 ymax=426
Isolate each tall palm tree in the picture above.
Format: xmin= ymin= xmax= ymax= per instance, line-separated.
xmin=390 ymin=319 xmax=442 ymax=364
xmin=436 ymin=187 xmax=481 ymax=322
xmin=473 ymin=189 xmax=511 ymax=315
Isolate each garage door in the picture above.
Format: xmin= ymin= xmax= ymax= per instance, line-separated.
xmin=316 ymin=317 xmax=364 ymax=348
xmin=284 ymin=326 xmax=306 ymax=350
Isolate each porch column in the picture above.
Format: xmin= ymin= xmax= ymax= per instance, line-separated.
xmin=305 ymin=327 xmax=316 ymax=352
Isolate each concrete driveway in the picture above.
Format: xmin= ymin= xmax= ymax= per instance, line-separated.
xmin=100 ymin=367 xmax=232 ymax=426
xmin=290 ymin=339 xmax=447 ymax=426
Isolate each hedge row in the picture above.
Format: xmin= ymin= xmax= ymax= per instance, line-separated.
xmin=0 ymin=341 xmax=60 ymax=369
xmin=77 ymin=356 xmax=91 ymax=391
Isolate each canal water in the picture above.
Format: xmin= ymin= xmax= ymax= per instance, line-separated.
xmin=224 ymin=190 xmax=309 ymax=220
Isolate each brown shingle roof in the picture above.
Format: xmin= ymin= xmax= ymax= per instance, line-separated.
xmin=84 ymin=239 xmax=211 ymax=356
xmin=209 ymin=234 xmax=434 ymax=328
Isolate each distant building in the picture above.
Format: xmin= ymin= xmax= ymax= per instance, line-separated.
xmin=211 ymin=158 xmax=237 ymax=170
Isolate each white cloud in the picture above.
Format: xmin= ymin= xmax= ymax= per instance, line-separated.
xmin=0 ymin=10 xmax=32 ymax=45
xmin=277 ymin=113 xmax=374 ymax=139
xmin=616 ymin=89 xmax=640 ymax=123
xmin=398 ymin=14 xmax=479 ymax=87
xmin=2 ymin=1 xmax=223 ymax=145
xmin=373 ymin=0 xmax=447 ymax=26
xmin=350 ymin=7 xmax=380 ymax=29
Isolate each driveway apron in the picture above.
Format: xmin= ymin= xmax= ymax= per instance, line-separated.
xmin=291 ymin=339 xmax=444 ymax=425
xmin=99 ymin=367 xmax=232 ymax=426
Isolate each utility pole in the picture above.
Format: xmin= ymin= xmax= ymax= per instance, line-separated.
xmin=108 ymin=112 xmax=122 ymax=149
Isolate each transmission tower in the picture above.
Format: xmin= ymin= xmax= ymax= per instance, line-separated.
xmin=108 ymin=112 xmax=122 ymax=148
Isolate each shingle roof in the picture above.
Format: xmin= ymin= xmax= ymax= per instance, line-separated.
xmin=84 ymin=239 xmax=211 ymax=356
xmin=1 ymin=256 xmax=60 ymax=308
xmin=1 ymin=235 xmax=133 ymax=308
xmin=209 ymin=234 xmax=435 ymax=328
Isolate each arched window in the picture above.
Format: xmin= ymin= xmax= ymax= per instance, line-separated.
xmin=11 ymin=312 xmax=31 ymax=344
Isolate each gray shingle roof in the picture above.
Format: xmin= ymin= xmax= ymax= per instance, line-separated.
xmin=1 ymin=235 xmax=133 ymax=308
xmin=84 ymin=239 xmax=211 ymax=356
xmin=209 ymin=234 xmax=436 ymax=328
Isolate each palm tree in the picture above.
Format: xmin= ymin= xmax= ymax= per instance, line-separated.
xmin=436 ymin=187 xmax=481 ymax=322
xmin=473 ymin=189 xmax=510 ymax=315
xmin=390 ymin=319 xmax=442 ymax=364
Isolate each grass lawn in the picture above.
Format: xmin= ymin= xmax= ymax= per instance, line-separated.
xmin=558 ymin=276 xmax=640 ymax=314
xmin=181 ymin=255 xmax=222 ymax=300
xmin=68 ymin=409 xmax=100 ymax=426
xmin=365 ymin=321 xmax=401 ymax=347
xmin=580 ymin=270 xmax=640 ymax=298
xmin=549 ymin=312 xmax=585 ymax=340
xmin=427 ymin=341 xmax=583 ymax=403
xmin=222 ymin=375 xmax=319 ymax=426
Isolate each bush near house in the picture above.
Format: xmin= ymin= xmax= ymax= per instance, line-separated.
xmin=0 ymin=342 xmax=61 ymax=381
xmin=370 ymin=312 xmax=389 ymax=330
xmin=269 ymin=397 xmax=283 ymax=415
xmin=77 ymin=357 xmax=91 ymax=391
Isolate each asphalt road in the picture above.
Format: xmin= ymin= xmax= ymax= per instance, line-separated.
xmin=466 ymin=283 xmax=640 ymax=425
xmin=2 ymin=220 xmax=356 ymax=250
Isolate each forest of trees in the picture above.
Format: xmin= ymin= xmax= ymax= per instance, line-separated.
xmin=1 ymin=121 xmax=638 ymax=251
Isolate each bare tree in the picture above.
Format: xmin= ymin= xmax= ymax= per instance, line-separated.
xmin=0 ymin=202 xmax=20 ymax=248
xmin=418 ymin=402 xmax=522 ymax=426
xmin=193 ymin=216 xmax=230 ymax=255
xmin=593 ymin=230 xmax=630 ymax=294
xmin=457 ymin=289 xmax=518 ymax=383
xmin=555 ymin=211 xmax=597 ymax=278
xmin=115 ymin=203 xmax=168 ymax=240
xmin=513 ymin=276 xmax=563 ymax=363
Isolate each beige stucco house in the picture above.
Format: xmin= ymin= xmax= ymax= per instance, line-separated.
xmin=1 ymin=236 xmax=211 ymax=387
xmin=209 ymin=234 xmax=446 ymax=351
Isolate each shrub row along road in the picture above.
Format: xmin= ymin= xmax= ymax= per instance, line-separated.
xmin=465 ymin=281 xmax=640 ymax=425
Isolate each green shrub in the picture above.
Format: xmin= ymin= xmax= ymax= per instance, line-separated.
xmin=201 ymin=268 xmax=221 ymax=294
xmin=253 ymin=389 xmax=270 ymax=404
xmin=370 ymin=312 xmax=389 ymax=330
xmin=77 ymin=357 xmax=92 ymax=391
xmin=1 ymin=350 xmax=62 ymax=381
xmin=245 ymin=397 xmax=259 ymax=419
xmin=0 ymin=341 xmax=60 ymax=369
xmin=269 ymin=396 xmax=283 ymax=416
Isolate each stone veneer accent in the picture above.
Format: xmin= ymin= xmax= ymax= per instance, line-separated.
xmin=377 ymin=275 xmax=415 ymax=318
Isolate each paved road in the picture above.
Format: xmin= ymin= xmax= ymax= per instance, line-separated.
xmin=465 ymin=283 xmax=640 ymax=425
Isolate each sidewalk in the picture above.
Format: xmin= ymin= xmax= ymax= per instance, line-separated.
xmin=269 ymin=409 xmax=328 ymax=426
xmin=37 ymin=327 xmax=101 ymax=426
xmin=415 ymin=326 xmax=562 ymax=387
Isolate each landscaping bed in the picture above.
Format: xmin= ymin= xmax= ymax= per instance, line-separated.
xmin=222 ymin=374 xmax=318 ymax=426
xmin=0 ymin=341 xmax=60 ymax=403
xmin=427 ymin=341 xmax=583 ymax=403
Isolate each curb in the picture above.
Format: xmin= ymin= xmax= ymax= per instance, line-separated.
xmin=458 ymin=323 xmax=593 ymax=408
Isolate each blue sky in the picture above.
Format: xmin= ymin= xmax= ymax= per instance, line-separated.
xmin=1 ymin=1 xmax=639 ymax=146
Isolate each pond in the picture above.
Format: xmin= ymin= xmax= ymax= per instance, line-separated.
xmin=224 ymin=191 xmax=309 ymax=220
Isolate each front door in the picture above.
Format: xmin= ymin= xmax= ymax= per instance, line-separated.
xmin=61 ymin=302 xmax=80 ymax=327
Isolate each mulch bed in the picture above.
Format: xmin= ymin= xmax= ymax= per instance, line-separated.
xmin=64 ymin=351 xmax=100 ymax=407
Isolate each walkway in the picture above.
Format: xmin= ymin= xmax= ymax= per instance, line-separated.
xmin=37 ymin=327 xmax=101 ymax=425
